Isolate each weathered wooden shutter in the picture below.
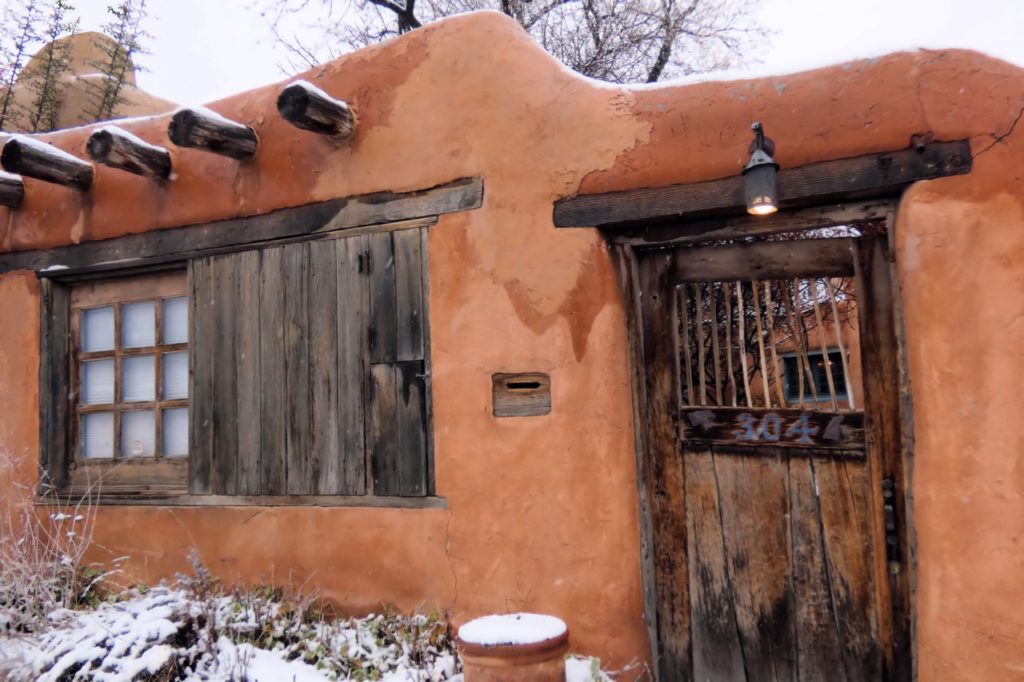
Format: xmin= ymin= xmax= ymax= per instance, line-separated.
xmin=189 ymin=227 xmax=430 ymax=497
xmin=366 ymin=229 xmax=430 ymax=496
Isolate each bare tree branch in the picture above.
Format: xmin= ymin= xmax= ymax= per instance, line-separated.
xmin=258 ymin=0 xmax=767 ymax=84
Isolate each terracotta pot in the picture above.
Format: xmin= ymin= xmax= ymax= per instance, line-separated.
xmin=458 ymin=625 xmax=570 ymax=682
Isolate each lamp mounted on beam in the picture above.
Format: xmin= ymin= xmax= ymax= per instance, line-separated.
xmin=743 ymin=122 xmax=778 ymax=216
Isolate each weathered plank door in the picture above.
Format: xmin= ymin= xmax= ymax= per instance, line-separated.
xmin=637 ymin=236 xmax=910 ymax=681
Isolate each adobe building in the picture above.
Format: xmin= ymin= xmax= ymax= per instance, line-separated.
xmin=0 ymin=11 xmax=1021 ymax=681
xmin=4 ymin=32 xmax=174 ymax=133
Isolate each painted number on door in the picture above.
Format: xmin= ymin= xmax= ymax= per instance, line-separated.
xmin=734 ymin=413 xmax=820 ymax=444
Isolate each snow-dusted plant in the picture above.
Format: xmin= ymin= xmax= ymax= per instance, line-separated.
xmin=0 ymin=454 xmax=103 ymax=634
xmin=173 ymin=552 xmax=459 ymax=680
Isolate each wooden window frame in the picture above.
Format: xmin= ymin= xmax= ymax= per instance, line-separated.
xmin=42 ymin=271 xmax=191 ymax=500
xmin=34 ymin=179 xmax=484 ymax=507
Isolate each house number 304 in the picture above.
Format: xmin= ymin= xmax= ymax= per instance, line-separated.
xmin=733 ymin=413 xmax=820 ymax=444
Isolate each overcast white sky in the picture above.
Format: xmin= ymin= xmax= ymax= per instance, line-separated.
xmin=68 ymin=0 xmax=1024 ymax=106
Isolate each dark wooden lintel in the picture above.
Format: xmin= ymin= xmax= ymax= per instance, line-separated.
xmin=0 ymin=177 xmax=482 ymax=276
xmin=671 ymin=237 xmax=854 ymax=283
xmin=554 ymin=139 xmax=971 ymax=228
xmin=611 ymin=199 xmax=896 ymax=248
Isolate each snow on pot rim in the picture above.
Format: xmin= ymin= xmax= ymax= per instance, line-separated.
xmin=457 ymin=613 xmax=567 ymax=647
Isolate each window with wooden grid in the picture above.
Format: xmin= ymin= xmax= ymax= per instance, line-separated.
xmin=39 ymin=225 xmax=433 ymax=503
xmin=52 ymin=272 xmax=191 ymax=496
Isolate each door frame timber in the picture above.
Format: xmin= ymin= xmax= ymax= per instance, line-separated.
xmin=609 ymin=197 xmax=917 ymax=680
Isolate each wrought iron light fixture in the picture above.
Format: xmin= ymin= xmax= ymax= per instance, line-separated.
xmin=743 ymin=122 xmax=779 ymax=216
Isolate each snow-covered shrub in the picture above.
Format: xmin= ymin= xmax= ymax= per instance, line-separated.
xmin=2 ymin=552 xmax=460 ymax=681
xmin=0 ymin=457 xmax=104 ymax=634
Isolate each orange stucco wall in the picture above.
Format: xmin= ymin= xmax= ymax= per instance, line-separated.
xmin=1 ymin=12 xmax=1023 ymax=678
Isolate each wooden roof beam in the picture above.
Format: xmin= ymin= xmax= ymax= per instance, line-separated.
xmin=0 ymin=171 xmax=24 ymax=208
xmin=87 ymin=126 xmax=172 ymax=180
xmin=277 ymin=80 xmax=355 ymax=141
xmin=0 ymin=135 xmax=93 ymax=192
xmin=168 ymin=107 xmax=258 ymax=161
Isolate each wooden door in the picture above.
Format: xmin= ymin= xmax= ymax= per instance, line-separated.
xmin=636 ymin=236 xmax=910 ymax=681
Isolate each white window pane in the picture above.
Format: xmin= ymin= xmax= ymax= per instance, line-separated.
xmin=83 ymin=306 xmax=115 ymax=352
xmin=163 ymin=408 xmax=188 ymax=457
xmin=162 ymin=352 xmax=188 ymax=399
xmin=82 ymin=412 xmax=114 ymax=459
xmin=122 ymin=355 xmax=155 ymax=402
xmin=82 ymin=359 xmax=115 ymax=405
xmin=121 ymin=410 xmax=155 ymax=457
xmin=163 ymin=297 xmax=188 ymax=345
xmin=122 ymin=301 xmax=156 ymax=348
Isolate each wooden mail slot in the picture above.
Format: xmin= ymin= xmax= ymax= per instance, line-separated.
xmin=493 ymin=373 xmax=551 ymax=417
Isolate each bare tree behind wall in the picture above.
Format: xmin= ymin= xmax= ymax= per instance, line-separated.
xmin=84 ymin=0 xmax=149 ymax=122
xmin=259 ymin=0 xmax=767 ymax=84
xmin=24 ymin=0 xmax=79 ymax=132
xmin=0 ymin=0 xmax=45 ymax=130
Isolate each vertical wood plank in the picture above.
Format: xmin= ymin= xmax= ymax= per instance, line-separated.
xmin=211 ymin=255 xmax=239 ymax=494
xmin=715 ymin=448 xmax=797 ymax=682
xmin=39 ymin=279 xmax=71 ymax=491
xmin=789 ymin=457 xmax=847 ymax=681
xmin=810 ymin=278 xmax=839 ymax=410
xmin=724 ymin=287 xmax=736 ymax=407
xmin=855 ymin=236 xmax=911 ymax=681
xmin=709 ymin=283 xmax=723 ymax=405
xmin=826 ymin=278 xmax=856 ymax=409
xmin=638 ymin=252 xmax=691 ymax=680
xmin=694 ymin=284 xmax=706 ymax=405
xmin=685 ymin=450 xmax=747 ymax=681
xmin=815 ymin=458 xmax=884 ymax=682
xmin=736 ymin=282 xmax=753 ymax=407
xmin=751 ymin=281 xmax=772 ymax=408
xmin=418 ymin=226 xmax=436 ymax=496
xmin=763 ymin=282 xmax=788 ymax=407
xmin=790 ymin=279 xmax=819 ymax=405
xmin=368 ymin=232 xmax=398 ymax=363
xmin=310 ymin=239 xmax=341 ymax=495
xmin=235 ymin=249 xmax=262 ymax=495
xmin=368 ymin=363 xmax=400 ymax=495
xmin=395 ymin=359 xmax=428 ymax=495
xmin=679 ymin=285 xmax=694 ymax=406
xmin=610 ymin=244 xmax=660 ymax=666
xmin=259 ymin=247 xmax=287 ymax=495
xmin=188 ymin=258 xmax=214 ymax=494
xmin=337 ymin=235 xmax=368 ymax=494
xmin=284 ymin=242 xmax=312 ymax=494
xmin=393 ymin=227 xmax=425 ymax=361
